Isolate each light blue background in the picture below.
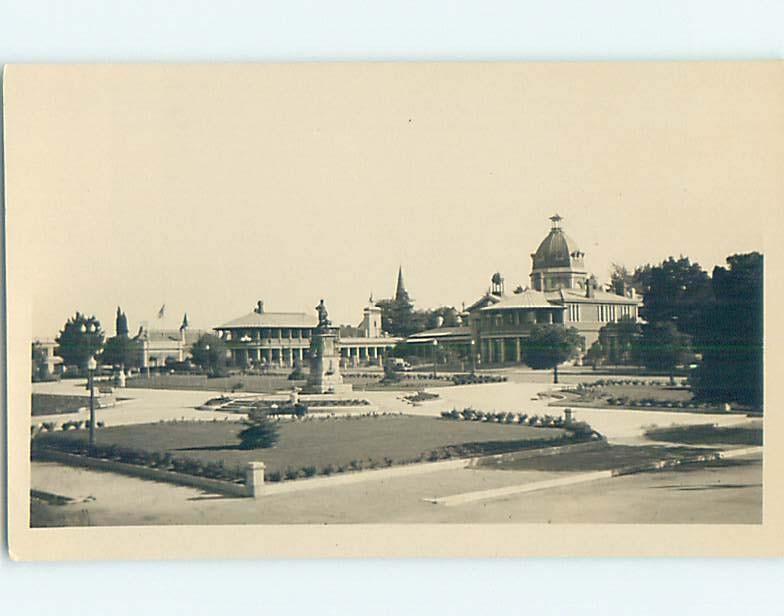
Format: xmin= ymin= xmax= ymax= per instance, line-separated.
xmin=1 ymin=1 xmax=782 ymax=614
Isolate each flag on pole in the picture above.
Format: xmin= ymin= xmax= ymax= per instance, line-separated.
xmin=157 ymin=304 xmax=166 ymax=319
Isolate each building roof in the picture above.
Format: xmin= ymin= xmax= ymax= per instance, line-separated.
xmin=464 ymin=292 xmax=502 ymax=313
xmin=136 ymin=329 xmax=205 ymax=345
xmin=340 ymin=336 xmax=402 ymax=345
xmin=216 ymin=311 xmax=318 ymax=330
xmin=531 ymin=215 xmax=585 ymax=271
xmin=480 ymin=289 xmax=556 ymax=311
xmin=532 ymin=227 xmax=583 ymax=270
xmin=546 ymin=288 xmax=641 ymax=305
xmin=407 ymin=326 xmax=472 ymax=343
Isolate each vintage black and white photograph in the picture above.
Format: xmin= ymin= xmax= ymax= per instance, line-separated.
xmin=5 ymin=62 xmax=779 ymax=558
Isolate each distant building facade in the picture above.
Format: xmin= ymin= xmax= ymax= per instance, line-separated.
xmin=134 ymin=313 xmax=203 ymax=369
xmin=406 ymin=215 xmax=641 ymax=365
xmin=215 ymin=299 xmax=400 ymax=369
xmin=32 ymin=339 xmax=63 ymax=380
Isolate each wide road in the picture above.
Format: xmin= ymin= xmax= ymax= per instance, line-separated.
xmin=31 ymin=452 xmax=761 ymax=526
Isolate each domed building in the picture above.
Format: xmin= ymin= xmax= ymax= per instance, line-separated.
xmin=460 ymin=215 xmax=642 ymax=365
xmin=530 ymin=214 xmax=588 ymax=292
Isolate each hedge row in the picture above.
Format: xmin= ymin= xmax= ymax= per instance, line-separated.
xmin=32 ymin=438 xmax=247 ymax=483
xmin=452 ymin=374 xmax=508 ymax=385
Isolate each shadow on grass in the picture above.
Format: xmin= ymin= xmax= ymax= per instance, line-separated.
xmin=173 ymin=444 xmax=243 ymax=452
xmin=479 ymin=445 xmax=716 ymax=472
xmin=645 ymin=424 xmax=762 ymax=446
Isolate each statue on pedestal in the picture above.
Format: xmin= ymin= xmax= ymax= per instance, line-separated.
xmin=305 ymin=299 xmax=352 ymax=394
xmin=316 ymin=299 xmax=331 ymax=328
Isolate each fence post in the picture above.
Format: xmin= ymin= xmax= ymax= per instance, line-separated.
xmin=245 ymin=461 xmax=266 ymax=498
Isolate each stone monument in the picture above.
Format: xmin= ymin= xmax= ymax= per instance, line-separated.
xmin=304 ymin=299 xmax=353 ymax=394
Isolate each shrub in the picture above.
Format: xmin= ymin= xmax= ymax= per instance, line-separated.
xmin=284 ymin=467 xmax=300 ymax=480
xmin=238 ymin=410 xmax=280 ymax=450
xmin=349 ymin=459 xmax=363 ymax=471
xmin=303 ymin=465 xmax=318 ymax=478
xmin=321 ymin=464 xmax=336 ymax=476
xmin=267 ymin=470 xmax=282 ymax=482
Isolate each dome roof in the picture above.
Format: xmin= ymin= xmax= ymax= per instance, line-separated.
xmin=531 ymin=215 xmax=584 ymax=270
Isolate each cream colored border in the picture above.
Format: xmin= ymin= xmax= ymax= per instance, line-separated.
xmin=5 ymin=62 xmax=783 ymax=560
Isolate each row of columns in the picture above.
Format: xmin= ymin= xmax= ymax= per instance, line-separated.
xmin=233 ymin=345 xmax=390 ymax=368
xmin=480 ymin=337 xmax=525 ymax=365
xmin=341 ymin=345 xmax=383 ymax=367
xmin=233 ymin=346 xmax=306 ymax=368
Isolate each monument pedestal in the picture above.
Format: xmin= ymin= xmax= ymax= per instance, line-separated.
xmin=304 ymin=324 xmax=353 ymax=394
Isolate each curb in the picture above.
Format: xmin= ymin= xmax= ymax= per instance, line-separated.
xmin=427 ymin=446 xmax=763 ymax=507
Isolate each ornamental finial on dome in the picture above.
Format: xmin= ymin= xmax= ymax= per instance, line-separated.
xmin=549 ymin=213 xmax=563 ymax=229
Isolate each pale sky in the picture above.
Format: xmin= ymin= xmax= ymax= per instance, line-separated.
xmin=5 ymin=63 xmax=775 ymax=340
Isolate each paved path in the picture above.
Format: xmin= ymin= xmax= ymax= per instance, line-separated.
xmin=31 ymin=451 xmax=761 ymax=526
xmin=34 ymin=377 xmax=749 ymax=440
xmin=30 ymin=375 xmax=760 ymax=526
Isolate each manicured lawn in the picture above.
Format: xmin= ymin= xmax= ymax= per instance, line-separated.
xmin=644 ymin=421 xmax=762 ymax=446
xmin=482 ymin=444 xmax=718 ymax=472
xmin=32 ymin=394 xmax=90 ymax=416
xmin=35 ymin=415 xmax=567 ymax=476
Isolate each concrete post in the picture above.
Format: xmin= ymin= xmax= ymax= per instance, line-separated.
xmin=245 ymin=461 xmax=266 ymax=498
xmin=564 ymin=409 xmax=573 ymax=426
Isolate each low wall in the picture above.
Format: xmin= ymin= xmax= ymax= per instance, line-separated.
xmin=36 ymin=437 xmax=600 ymax=499
xmin=260 ymin=457 xmax=472 ymax=496
xmin=470 ymin=438 xmax=608 ymax=468
xmin=34 ymin=449 xmax=249 ymax=497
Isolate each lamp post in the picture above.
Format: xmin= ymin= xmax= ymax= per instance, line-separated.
xmin=87 ymin=355 xmax=97 ymax=455
xmin=432 ymin=339 xmax=438 ymax=378
xmin=204 ymin=343 xmax=210 ymax=376
xmin=470 ymin=339 xmax=476 ymax=375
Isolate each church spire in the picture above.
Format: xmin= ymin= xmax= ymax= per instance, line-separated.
xmin=395 ymin=266 xmax=410 ymax=304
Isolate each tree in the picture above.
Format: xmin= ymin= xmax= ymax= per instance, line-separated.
xmin=585 ymin=340 xmax=604 ymax=370
xmin=523 ymin=325 xmax=583 ymax=383
xmin=190 ymin=334 xmax=228 ymax=377
xmin=596 ymin=316 xmax=642 ymax=366
xmin=238 ymin=409 xmax=280 ymax=450
xmin=637 ymin=321 xmax=693 ymax=383
xmin=115 ymin=306 xmax=129 ymax=337
xmin=634 ymin=256 xmax=713 ymax=339
xmin=610 ymin=263 xmax=636 ymax=296
xmin=101 ymin=335 xmax=140 ymax=370
xmin=54 ymin=312 xmax=104 ymax=370
xmin=692 ymin=252 xmax=763 ymax=408
xmin=425 ymin=306 xmax=460 ymax=330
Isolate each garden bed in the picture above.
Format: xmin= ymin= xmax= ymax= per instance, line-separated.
xmin=552 ymin=380 xmax=757 ymax=414
xmin=32 ymin=414 xmax=575 ymax=483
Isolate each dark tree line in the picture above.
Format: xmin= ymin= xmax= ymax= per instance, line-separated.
xmin=598 ymin=252 xmax=763 ymax=408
